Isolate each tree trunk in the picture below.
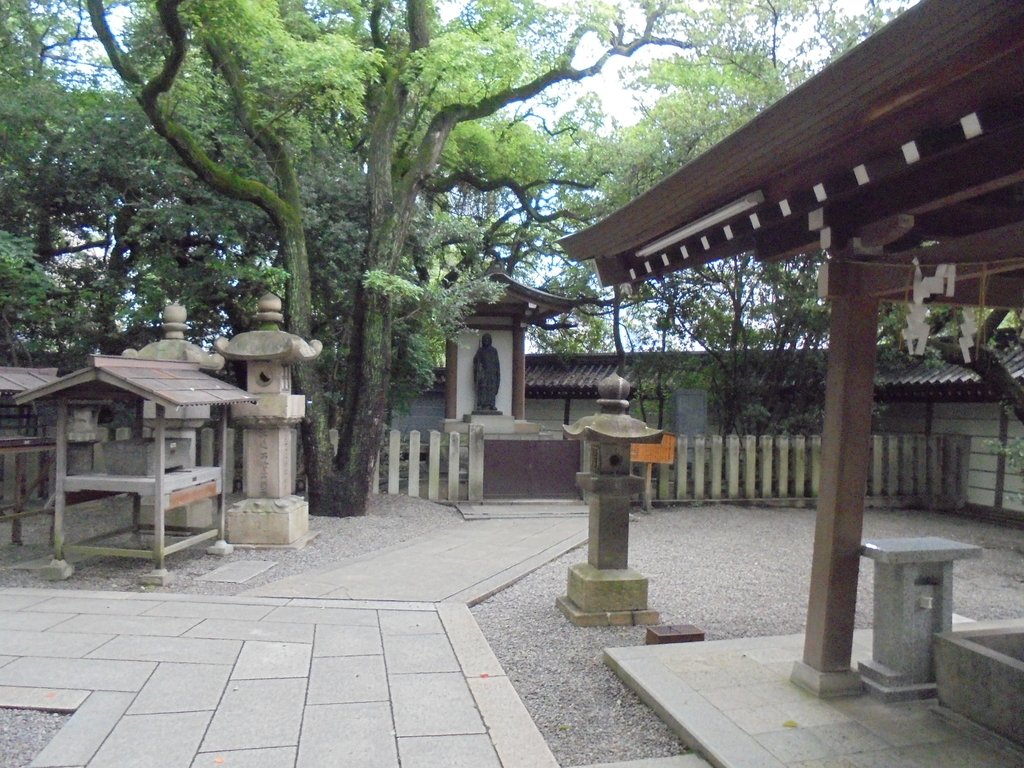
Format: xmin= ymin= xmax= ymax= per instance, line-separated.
xmin=274 ymin=216 xmax=335 ymax=517
xmin=329 ymin=281 xmax=393 ymax=515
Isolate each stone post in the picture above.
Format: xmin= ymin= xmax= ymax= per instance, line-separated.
xmin=215 ymin=293 xmax=322 ymax=546
xmin=858 ymin=536 xmax=982 ymax=701
xmin=556 ymin=374 xmax=662 ymax=627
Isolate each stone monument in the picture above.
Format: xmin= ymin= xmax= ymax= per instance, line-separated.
xmin=557 ymin=373 xmax=662 ymax=626
xmin=215 ymin=293 xmax=322 ymax=546
xmin=122 ymin=302 xmax=226 ymax=531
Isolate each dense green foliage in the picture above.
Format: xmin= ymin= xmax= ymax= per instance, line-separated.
xmin=1 ymin=0 xmax=920 ymax=508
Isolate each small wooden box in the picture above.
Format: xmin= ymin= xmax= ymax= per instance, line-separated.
xmin=646 ymin=624 xmax=706 ymax=644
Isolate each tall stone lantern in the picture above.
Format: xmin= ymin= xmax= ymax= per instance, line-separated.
xmin=557 ymin=373 xmax=663 ymax=626
xmin=214 ymin=293 xmax=322 ymax=546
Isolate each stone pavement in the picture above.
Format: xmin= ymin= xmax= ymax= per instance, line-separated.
xmin=606 ymin=622 xmax=1024 ymax=768
xmin=0 ymin=513 xmax=597 ymax=768
xmin=245 ymin=515 xmax=587 ymax=604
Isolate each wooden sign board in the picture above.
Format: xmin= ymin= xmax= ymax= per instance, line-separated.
xmin=630 ymin=433 xmax=676 ymax=465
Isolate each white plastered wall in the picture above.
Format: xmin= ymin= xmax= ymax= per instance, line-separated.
xmin=456 ymin=328 xmax=513 ymax=418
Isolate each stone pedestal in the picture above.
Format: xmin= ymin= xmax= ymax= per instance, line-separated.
xmin=557 ymin=472 xmax=659 ymax=626
xmin=858 ymin=536 xmax=982 ymax=701
xmin=227 ymin=495 xmax=309 ymax=546
xmin=556 ymin=563 xmax=658 ymax=626
xmin=443 ymin=415 xmax=540 ymax=436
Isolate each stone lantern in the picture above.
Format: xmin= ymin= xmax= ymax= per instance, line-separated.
xmin=122 ymin=302 xmax=226 ymax=529
xmin=557 ymin=373 xmax=663 ymax=626
xmin=214 ymin=293 xmax=322 ymax=545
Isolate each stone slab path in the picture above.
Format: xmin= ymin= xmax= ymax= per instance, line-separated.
xmin=243 ymin=516 xmax=587 ymax=604
xmin=0 ymin=512 xmax=605 ymax=768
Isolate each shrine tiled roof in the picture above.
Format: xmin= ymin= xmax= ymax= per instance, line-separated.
xmin=875 ymin=348 xmax=1024 ymax=402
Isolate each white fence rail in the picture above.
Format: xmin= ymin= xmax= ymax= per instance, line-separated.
xmin=1 ymin=429 xmax=971 ymax=518
xmin=375 ymin=431 xmax=971 ymax=507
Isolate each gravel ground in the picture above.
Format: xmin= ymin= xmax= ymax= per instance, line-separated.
xmin=1 ymin=499 xmax=1023 ymax=767
xmin=471 ymin=504 xmax=1024 ymax=767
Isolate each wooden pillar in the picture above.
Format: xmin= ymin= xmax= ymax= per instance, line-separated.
xmin=792 ymin=293 xmax=879 ymax=697
xmin=445 ymin=339 xmax=458 ymax=419
xmin=512 ymin=319 xmax=525 ymax=420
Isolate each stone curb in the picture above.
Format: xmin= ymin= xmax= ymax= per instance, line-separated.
xmin=438 ymin=602 xmax=559 ymax=768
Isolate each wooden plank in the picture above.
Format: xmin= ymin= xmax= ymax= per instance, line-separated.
xmin=630 ymin=434 xmax=676 ymax=464
xmin=675 ymin=436 xmax=688 ymax=500
xmin=794 ymin=436 xmax=807 ymax=497
xmin=447 ymin=432 xmax=461 ymax=502
xmin=167 ymin=481 xmax=217 ymax=509
xmin=710 ymin=436 xmax=723 ymax=500
xmin=810 ymin=435 xmax=822 ymax=496
xmin=427 ymin=430 xmax=440 ymax=501
xmin=388 ymin=430 xmax=400 ymax=495
xmin=657 ymin=457 xmax=670 ymax=501
xmin=886 ymin=435 xmax=900 ymax=496
xmin=914 ymin=435 xmax=928 ymax=497
xmin=64 ymin=474 xmax=155 ymax=495
xmin=693 ymin=436 xmax=705 ymax=500
xmin=871 ymin=436 xmax=883 ymax=496
xmin=761 ymin=436 xmax=774 ymax=498
xmin=927 ymin=435 xmax=941 ymax=502
xmin=778 ymin=438 xmax=790 ymax=498
xmin=408 ymin=430 xmax=420 ymax=498
xmin=744 ymin=435 xmax=757 ymax=498
xmin=727 ymin=435 xmax=740 ymax=498
xmin=900 ymin=435 xmax=914 ymax=496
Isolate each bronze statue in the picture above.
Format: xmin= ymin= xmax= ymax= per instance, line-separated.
xmin=473 ymin=333 xmax=500 ymax=412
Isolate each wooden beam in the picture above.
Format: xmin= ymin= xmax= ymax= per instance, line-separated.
xmin=445 ymin=339 xmax=458 ymax=420
xmin=819 ymin=259 xmax=1024 ymax=307
xmin=796 ymin=293 xmax=879 ymax=692
xmin=855 ymin=214 xmax=915 ymax=248
xmin=868 ymin=219 xmax=1024 ymax=265
xmin=828 ymin=120 xmax=1024 ymax=236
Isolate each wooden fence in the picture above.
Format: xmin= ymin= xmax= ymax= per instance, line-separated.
xmin=1 ymin=429 xmax=971 ymax=514
xmin=376 ymin=431 xmax=971 ymax=507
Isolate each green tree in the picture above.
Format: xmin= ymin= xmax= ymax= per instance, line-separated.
xmin=577 ymin=1 xmax=907 ymax=434
xmin=84 ymin=0 xmax=690 ymax=515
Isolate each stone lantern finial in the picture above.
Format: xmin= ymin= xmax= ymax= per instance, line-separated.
xmin=254 ymin=293 xmax=285 ymax=329
xmin=122 ymin=301 xmax=224 ymax=371
xmin=161 ymin=302 xmax=188 ymax=340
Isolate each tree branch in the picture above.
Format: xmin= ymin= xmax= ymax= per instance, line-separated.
xmin=86 ymin=0 xmax=294 ymax=230
xmin=431 ymin=171 xmax=588 ymax=224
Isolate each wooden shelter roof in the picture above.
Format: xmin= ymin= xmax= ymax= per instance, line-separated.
xmin=471 ymin=271 xmax=577 ymax=325
xmin=560 ymin=0 xmax=1024 ymax=305
xmin=14 ymin=356 xmax=254 ymax=409
xmin=0 ymin=367 xmax=58 ymax=397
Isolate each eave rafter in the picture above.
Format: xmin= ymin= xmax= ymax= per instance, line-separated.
xmin=613 ymin=96 xmax=1024 ymax=288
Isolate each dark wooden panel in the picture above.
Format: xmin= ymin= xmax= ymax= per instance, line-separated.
xmin=483 ymin=439 xmax=581 ymax=499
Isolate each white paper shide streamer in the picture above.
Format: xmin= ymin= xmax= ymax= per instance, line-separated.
xmin=904 ymin=259 xmax=956 ymax=356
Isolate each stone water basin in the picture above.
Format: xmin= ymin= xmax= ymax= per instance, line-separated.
xmin=935 ymin=622 xmax=1024 ymax=747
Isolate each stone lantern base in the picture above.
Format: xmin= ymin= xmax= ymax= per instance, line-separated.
xmin=227 ymin=495 xmax=309 ymax=546
xmin=556 ymin=562 xmax=660 ymax=627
